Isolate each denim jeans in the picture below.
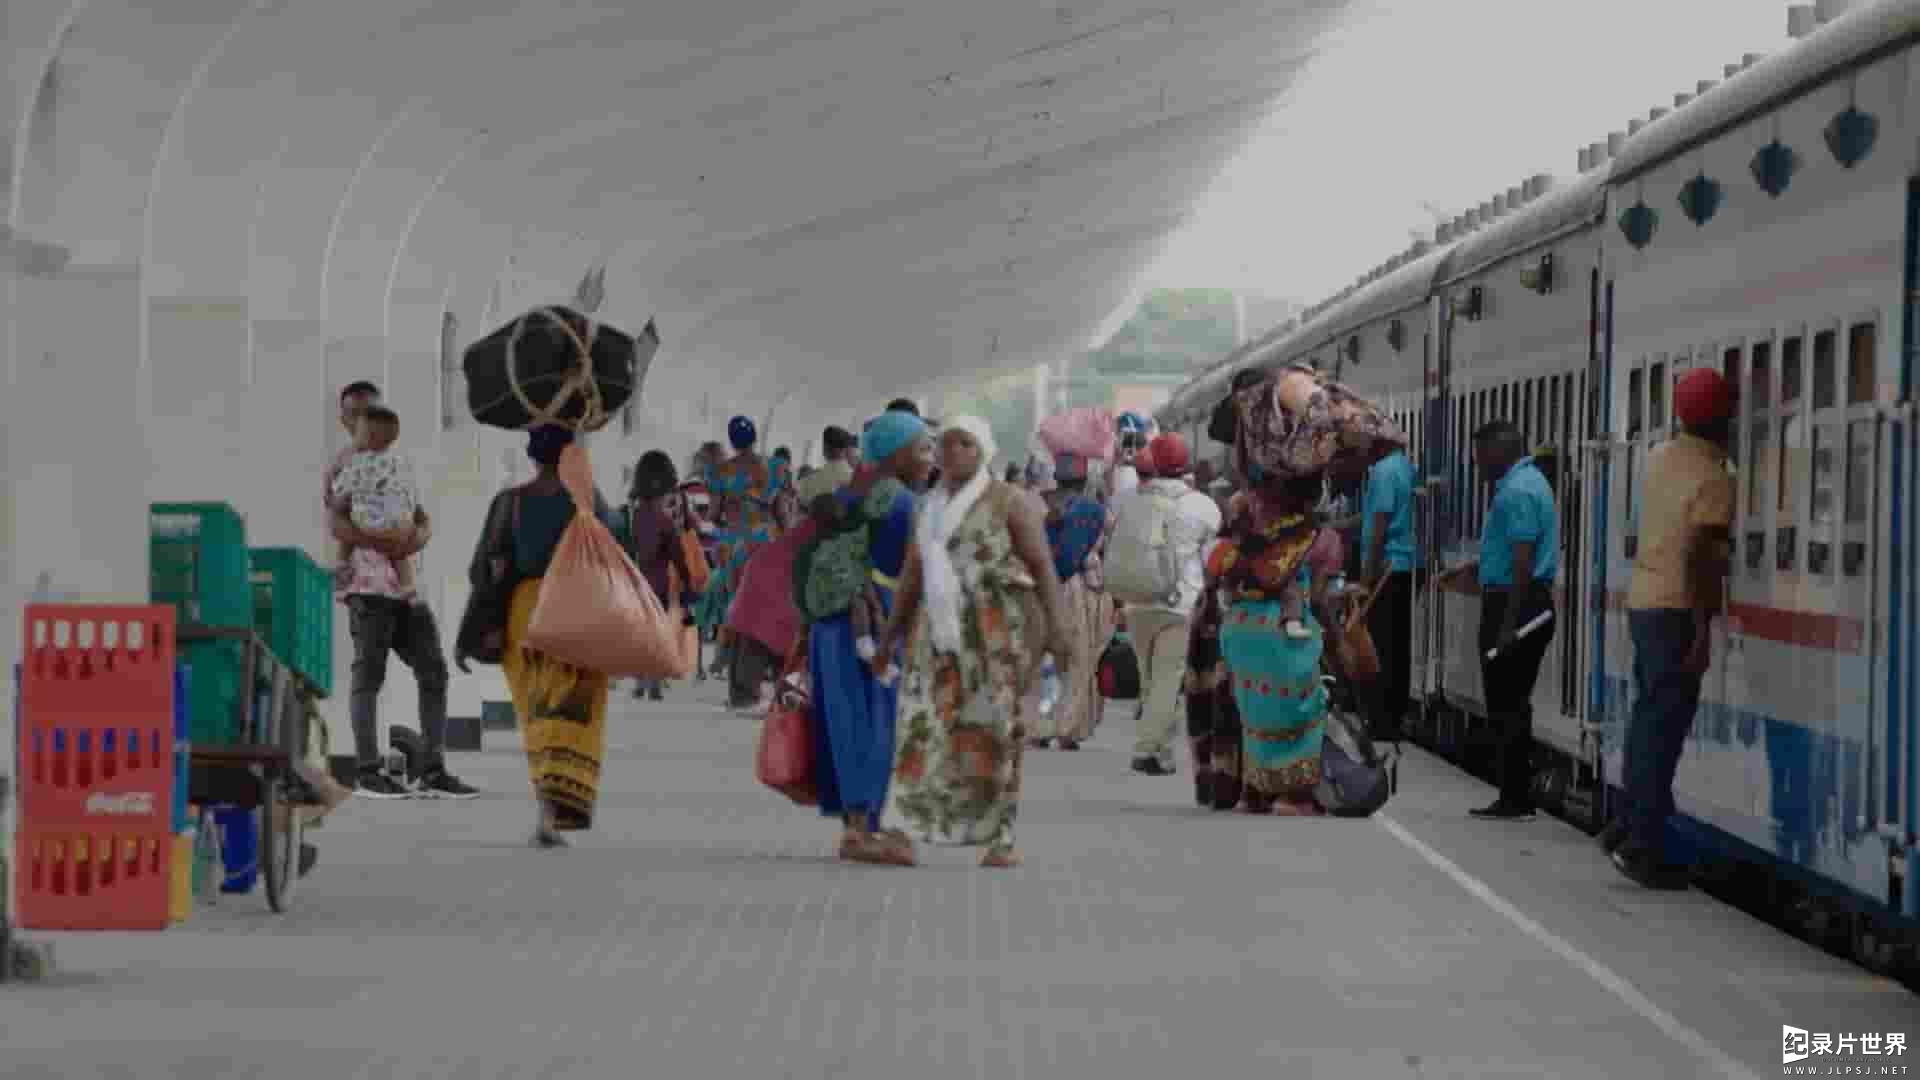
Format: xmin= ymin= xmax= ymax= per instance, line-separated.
xmin=1620 ymin=609 xmax=1705 ymax=859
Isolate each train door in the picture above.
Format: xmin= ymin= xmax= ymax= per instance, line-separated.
xmin=1896 ymin=178 xmax=1920 ymax=919
xmin=1587 ymin=274 xmax=1617 ymax=752
xmin=1416 ymin=299 xmax=1450 ymax=710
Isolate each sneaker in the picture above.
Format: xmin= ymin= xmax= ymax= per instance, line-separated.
xmin=1131 ymin=756 xmax=1176 ymax=777
xmin=354 ymin=770 xmax=411 ymax=800
xmin=298 ymin=843 xmax=319 ymax=877
xmin=1597 ymin=819 xmax=1627 ymax=854
xmin=414 ymin=768 xmax=480 ymax=800
xmin=1469 ymin=800 xmax=1535 ymax=821
xmin=1610 ymin=848 xmax=1689 ymax=890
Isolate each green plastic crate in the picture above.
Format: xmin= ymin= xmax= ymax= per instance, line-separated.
xmin=249 ymin=546 xmax=334 ymax=697
xmin=181 ymin=638 xmax=244 ymax=746
xmin=150 ymin=503 xmax=251 ymax=630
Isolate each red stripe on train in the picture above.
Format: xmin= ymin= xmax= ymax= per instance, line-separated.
xmin=1598 ymin=589 xmax=1864 ymax=653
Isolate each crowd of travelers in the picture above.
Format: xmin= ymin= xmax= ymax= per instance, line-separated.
xmin=324 ymin=354 xmax=1736 ymax=889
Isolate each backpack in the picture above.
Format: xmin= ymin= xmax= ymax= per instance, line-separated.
xmin=791 ymin=479 xmax=901 ymax=623
xmin=1314 ymin=695 xmax=1396 ymax=817
xmin=1105 ymin=488 xmax=1181 ymax=606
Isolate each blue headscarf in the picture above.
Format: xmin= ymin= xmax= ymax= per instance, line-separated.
xmin=727 ymin=415 xmax=757 ymax=450
xmin=527 ymin=424 xmax=575 ymax=466
xmin=861 ymin=410 xmax=927 ymax=464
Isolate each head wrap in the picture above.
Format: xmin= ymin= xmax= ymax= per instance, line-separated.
xmin=1053 ymin=451 xmax=1089 ymax=484
xmin=727 ymin=415 xmax=757 ymax=450
xmin=527 ymin=424 xmax=575 ymax=466
xmin=861 ymin=409 xmax=928 ymax=464
xmin=941 ymin=414 xmax=998 ymax=468
xmin=1674 ymin=368 xmax=1735 ymax=427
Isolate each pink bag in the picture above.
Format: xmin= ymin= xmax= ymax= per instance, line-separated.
xmin=1037 ymin=407 xmax=1116 ymax=462
xmin=523 ymin=444 xmax=696 ymax=678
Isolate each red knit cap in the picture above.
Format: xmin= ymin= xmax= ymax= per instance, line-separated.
xmin=1674 ymin=368 xmax=1735 ymax=427
xmin=1148 ymin=432 xmax=1190 ymax=476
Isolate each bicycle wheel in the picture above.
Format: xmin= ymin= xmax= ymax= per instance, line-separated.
xmin=260 ymin=775 xmax=304 ymax=913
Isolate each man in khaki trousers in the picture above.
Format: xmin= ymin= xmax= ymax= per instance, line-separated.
xmin=1104 ymin=435 xmax=1221 ymax=776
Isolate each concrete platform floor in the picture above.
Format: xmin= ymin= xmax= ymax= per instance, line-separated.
xmin=5 ymin=682 xmax=1915 ymax=1079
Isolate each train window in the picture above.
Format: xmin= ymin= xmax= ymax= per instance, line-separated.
xmin=1849 ymin=322 xmax=1877 ymax=405
xmin=1811 ymin=428 xmax=1837 ymax=525
xmin=1627 ymin=367 xmax=1644 ymax=438
xmin=1813 ymin=329 xmax=1837 ymax=410
xmin=1782 ymin=335 xmax=1803 ymax=404
xmin=1749 ymin=416 xmax=1772 ymax=510
xmin=1524 ymin=380 xmax=1536 ymax=442
xmin=1750 ymin=341 xmax=1771 ymax=409
xmin=1649 ymin=361 xmax=1667 ymax=430
xmin=1778 ymin=412 xmax=1803 ymax=515
xmin=1845 ymin=419 xmax=1873 ymax=524
xmin=1723 ymin=346 xmax=1742 ymax=388
xmin=1546 ymin=375 xmax=1560 ymax=445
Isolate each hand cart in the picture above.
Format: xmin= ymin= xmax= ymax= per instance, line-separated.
xmin=179 ymin=624 xmax=323 ymax=914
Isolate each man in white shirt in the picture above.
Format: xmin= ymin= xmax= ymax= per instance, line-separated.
xmin=1104 ymin=433 xmax=1222 ymax=776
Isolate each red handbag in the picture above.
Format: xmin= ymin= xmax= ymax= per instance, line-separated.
xmin=754 ymin=645 xmax=817 ymax=806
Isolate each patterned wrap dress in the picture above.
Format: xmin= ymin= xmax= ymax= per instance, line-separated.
xmin=697 ymin=452 xmax=781 ymax=630
xmin=1209 ymin=510 xmax=1330 ymax=807
xmin=885 ymin=481 xmax=1045 ymax=856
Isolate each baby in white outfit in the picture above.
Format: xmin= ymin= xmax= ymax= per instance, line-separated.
xmin=329 ymin=405 xmax=421 ymax=602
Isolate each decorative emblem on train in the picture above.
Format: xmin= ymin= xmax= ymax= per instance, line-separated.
xmin=1678 ymin=173 xmax=1723 ymax=227
xmin=1618 ymin=199 xmax=1657 ymax=250
xmin=1749 ymin=139 xmax=1798 ymax=198
xmin=1823 ymin=103 xmax=1877 ymax=168
xmin=84 ymin=792 xmax=156 ymax=817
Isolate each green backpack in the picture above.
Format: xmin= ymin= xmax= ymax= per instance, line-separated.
xmin=792 ymin=478 xmax=905 ymax=623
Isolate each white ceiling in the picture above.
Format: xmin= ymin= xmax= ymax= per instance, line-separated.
xmin=4 ymin=0 xmax=1357 ymax=436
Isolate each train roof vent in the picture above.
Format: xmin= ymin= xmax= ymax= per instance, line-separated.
xmin=1788 ymin=4 xmax=1816 ymax=37
xmin=1506 ymin=185 xmax=1524 ymax=206
xmin=1649 ymin=106 xmax=1669 ymax=123
xmin=1530 ymin=174 xmax=1554 ymax=197
xmin=1435 ymin=222 xmax=1452 ymax=244
xmin=1815 ymin=0 xmax=1852 ymax=25
xmin=1674 ymin=92 xmax=1693 ymax=108
xmin=1697 ymin=79 xmax=1717 ymax=95
xmin=1724 ymin=63 xmax=1743 ymax=78
xmin=1743 ymin=52 xmax=1764 ymax=68
xmin=1577 ymin=146 xmax=1593 ymax=172
xmin=1629 ymin=117 xmax=1646 ymax=134
xmin=1607 ymin=130 xmax=1626 ymax=155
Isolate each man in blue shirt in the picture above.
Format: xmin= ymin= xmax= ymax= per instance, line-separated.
xmin=1359 ymin=443 xmax=1417 ymax=740
xmin=1437 ymin=420 xmax=1558 ymax=821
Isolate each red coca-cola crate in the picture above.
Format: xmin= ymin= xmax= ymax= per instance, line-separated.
xmin=13 ymin=827 xmax=169 ymax=931
xmin=14 ymin=605 xmax=176 ymax=930
xmin=19 ymin=605 xmax=175 ymax=716
xmin=16 ymin=606 xmax=176 ymax=833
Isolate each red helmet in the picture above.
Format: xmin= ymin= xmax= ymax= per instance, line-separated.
xmin=1148 ymin=432 xmax=1190 ymax=477
xmin=1674 ymin=368 xmax=1736 ymax=427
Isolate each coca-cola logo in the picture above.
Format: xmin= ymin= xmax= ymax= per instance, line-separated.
xmin=84 ymin=791 xmax=156 ymax=816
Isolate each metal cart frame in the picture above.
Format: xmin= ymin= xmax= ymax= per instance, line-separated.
xmin=179 ymin=625 xmax=323 ymax=914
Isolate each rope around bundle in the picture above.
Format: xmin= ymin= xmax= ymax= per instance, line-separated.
xmin=504 ymin=306 xmax=610 ymax=434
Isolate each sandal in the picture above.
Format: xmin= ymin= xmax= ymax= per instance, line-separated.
xmin=980 ymin=849 xmax=1022 ymax=868
xmin=846 ymin=830 xmax=917 ymax=866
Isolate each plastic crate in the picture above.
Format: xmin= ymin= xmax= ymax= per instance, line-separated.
xmin=180 ymin=638 xmax=244 ymax=747
xmin=248 ymin=547 xmax=333 ymax=697
xmin=14 ymin=604 xmax=177 ymax=931
xmin=150 ymin=503 xmax=250 ymax=630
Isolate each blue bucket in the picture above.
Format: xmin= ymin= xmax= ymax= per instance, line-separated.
xmin=212 ymin=805 xmax=257 ymax=894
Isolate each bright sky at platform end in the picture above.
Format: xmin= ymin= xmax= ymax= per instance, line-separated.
xmin=1146 ymin=0 xmax=1792 ymax=302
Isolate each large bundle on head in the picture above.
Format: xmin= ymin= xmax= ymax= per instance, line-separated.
xmin=464 ymin=306 xmax=660 ymax=432
xmin=1036 ymin=406 xmax=1116 ymax=462
xmin=1229 ymin=364 xmax=1406 ymax=486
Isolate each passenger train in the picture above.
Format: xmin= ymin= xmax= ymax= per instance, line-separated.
xmin=1157 ymin=0 xmax=1920 ymax=975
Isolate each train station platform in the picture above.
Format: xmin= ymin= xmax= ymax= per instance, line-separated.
xmin=6 ymin=686 xmax=1914 ymax=1080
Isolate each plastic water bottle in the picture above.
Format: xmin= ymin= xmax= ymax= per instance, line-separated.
xmin=1038 ymin=655 xmax=1061 ymax=717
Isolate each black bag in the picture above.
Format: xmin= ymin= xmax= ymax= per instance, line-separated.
xmin=463 ymin=306 xmax=659 ymax=431
xmin=454 ymin=488 xmax=523 ymax=672
xmin=1097 ymin=635 xmax=1141 ymax=701
xmin=1313 ymin=693 xmax=1396 ymax=818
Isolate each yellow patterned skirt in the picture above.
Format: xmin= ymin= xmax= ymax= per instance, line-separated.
xmin=503 ymin=579 xmax=609 ymax=831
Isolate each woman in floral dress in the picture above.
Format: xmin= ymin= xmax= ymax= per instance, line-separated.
xmin=875 ymin=416 xmax=1072 ymax=868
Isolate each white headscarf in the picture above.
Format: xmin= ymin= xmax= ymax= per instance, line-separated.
xmin=917 ymin=414 xmax=998 ymax=654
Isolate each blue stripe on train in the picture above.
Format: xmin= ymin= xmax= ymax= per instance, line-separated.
xmin=1593 ymin=676 xmax=1904 ymax=922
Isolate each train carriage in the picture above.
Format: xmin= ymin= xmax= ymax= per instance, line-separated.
xmin=1426 ymin=170 xmax=1610 ymax=799
xmin=1152 ymin=0 xmax=1920 ymax=971
xmin=1598 ymin=0 xmax=1920 ymax=928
